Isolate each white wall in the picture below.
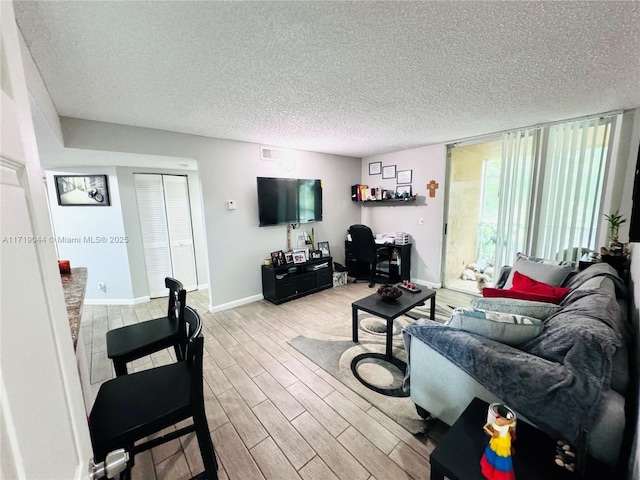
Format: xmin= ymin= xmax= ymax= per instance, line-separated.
xmin=60 ymin=118 xmax=362 ymax=310
xmin=45 ymin=166 xmax=135 ymax=303
xmin=361 ymin=144 xmax=447 ymax=286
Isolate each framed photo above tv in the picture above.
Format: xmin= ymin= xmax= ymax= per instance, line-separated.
xmin=55 ymin=174 xmax=110 ymax=206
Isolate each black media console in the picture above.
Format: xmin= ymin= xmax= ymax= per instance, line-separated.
xmin=262 ymin=256 xmax=333 ymax=304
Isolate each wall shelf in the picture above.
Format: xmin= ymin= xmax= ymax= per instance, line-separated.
xmin=358 ymin=197 xmax=418 ymax=206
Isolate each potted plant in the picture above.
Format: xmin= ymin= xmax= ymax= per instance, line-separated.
xmin=604 ymin=210 xmax=626 ymax=250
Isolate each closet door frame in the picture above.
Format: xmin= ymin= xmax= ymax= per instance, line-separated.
xmin=134 ymin=173 xmax=197 ymax=297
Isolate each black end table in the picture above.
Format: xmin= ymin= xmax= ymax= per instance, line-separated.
xmin=430 ymin=397 xmax=613 ymax=480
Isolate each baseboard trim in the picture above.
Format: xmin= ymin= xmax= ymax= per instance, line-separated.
xmin=197 ymin=283 xmax=209 ymax=290
xmin=209 ymin=294 xmax=264 ymax=313
xmin=84 ymin=296 xmax=150 ymax=306
xmin=412 ymin=278 xmax=442 ymax=289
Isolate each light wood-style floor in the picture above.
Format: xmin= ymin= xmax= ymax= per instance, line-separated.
xmin=80 ymin=283 xmax=475 ymax=480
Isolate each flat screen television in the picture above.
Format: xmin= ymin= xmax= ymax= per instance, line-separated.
xmin=257 ymin=177 xmax=323 ymax=227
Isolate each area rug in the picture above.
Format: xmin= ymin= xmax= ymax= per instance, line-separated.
xmin=287 ymin=302 xmax=456 ymax=434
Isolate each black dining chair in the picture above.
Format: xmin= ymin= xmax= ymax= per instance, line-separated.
xmin=89 ymin=306 xmax=218 ymax=480
xmin=348 ymin=224 xmax=390 ymax=287
xmin=106 ymin=277 xmax=186 ymax=376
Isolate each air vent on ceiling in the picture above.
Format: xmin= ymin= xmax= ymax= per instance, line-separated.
xmin=260 ymin=146 xmax=283 ymax=161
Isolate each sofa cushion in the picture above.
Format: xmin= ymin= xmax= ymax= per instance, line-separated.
xmin=504 ymin=253 xmax=574 ymax=289
xmin=470 ymin=297 xmax=562 ymax=321
xmin=482 ymin=287 xmax=567 ymax=305
xmin=611 ymin=345 xmax=629 ymax=394
xmin=511 ymin=271 xmax=572 ymax=302
xmin=446 ymin=308 xmax=543 ymax=346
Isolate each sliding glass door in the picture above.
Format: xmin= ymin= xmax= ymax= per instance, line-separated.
xmin=444 ymin=115 xmax=614 ymax=293
xmin=445 ymin=140 xmax=504 ymax=293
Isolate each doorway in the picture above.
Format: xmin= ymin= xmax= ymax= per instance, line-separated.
xmin=135 ymin=174 xmax=198 ymax=297
xmin=444 ymin=140 xmax=502 ymax=294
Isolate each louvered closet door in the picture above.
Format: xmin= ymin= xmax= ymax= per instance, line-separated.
xmin=135 ymin=174 xmax=173 ymax=298
xmin=162 ymin=175 xmax=197 ymax=291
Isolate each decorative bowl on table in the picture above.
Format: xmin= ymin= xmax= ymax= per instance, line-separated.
xmin=377 ymin=285 xmax=403 ymax=302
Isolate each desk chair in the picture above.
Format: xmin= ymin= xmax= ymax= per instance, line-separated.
xmin=348 ymin=224 xmax=390 ymax=287
xmin=107 ymin=277 xmax=186 ymax=376
xmin=89 ymin=306 xmax=217 ymax=480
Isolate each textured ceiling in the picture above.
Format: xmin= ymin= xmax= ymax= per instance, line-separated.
xmin=14 ymin=1 xmax=640 ymax=158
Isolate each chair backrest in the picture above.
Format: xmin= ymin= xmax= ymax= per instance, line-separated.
xmin=165 ymin=277 xmax=185 ymax=318
xmin=183 ymin=306 xmax=204 ymax=401
xmin=183 ymin=305 xmax=203 ymax=366
xmin=349 ymin=224 xmax=377 ymax=263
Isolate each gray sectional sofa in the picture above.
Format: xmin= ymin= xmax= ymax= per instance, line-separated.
xmin=403 ymin=262 xmax=630 ymax=468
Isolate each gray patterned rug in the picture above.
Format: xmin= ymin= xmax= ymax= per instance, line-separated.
xmin=287 ymin=293 xmax=470 ymax=434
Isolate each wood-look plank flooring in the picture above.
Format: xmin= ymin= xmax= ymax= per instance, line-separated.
xmin=80 ymin=283 xmax=476 ymax=480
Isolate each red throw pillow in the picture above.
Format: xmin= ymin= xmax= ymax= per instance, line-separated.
xmin=481 ymin=288 xmax=563 ymax=304
xmin=483 ymin=271 xmax=571 ymax=304
xmin=511 ymin=271 xmax=571 ymax=300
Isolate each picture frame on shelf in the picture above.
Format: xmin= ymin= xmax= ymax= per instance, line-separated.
xmin=284 ymin=251 xmax=294 ymax=264
xmin=382 ymin=165 xmax=396 ymax=179
xmin=318 ymin=241 xmax=331 ymax=257
xmin=396 ymin=184 xmax=412 ymax=197
xmin=369 ymin=161 xmax=382 ymax=175
xmin=293 ymin=247 xmax=308 ymax=261
xmin=292 ymin=251 xmax=307 ymax=264
xmin=270 ymin=250 xmax=285 ymax=267
xmin=310 ymin=250 xmax=322 ymax=259
xmin=397 ymin=169 xmax=412 ymax=184
xmin=54 ymin=174 xmax=110 ymax=206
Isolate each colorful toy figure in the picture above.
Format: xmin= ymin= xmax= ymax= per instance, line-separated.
xmin=480 ymin=406 xmax=516 ymax=480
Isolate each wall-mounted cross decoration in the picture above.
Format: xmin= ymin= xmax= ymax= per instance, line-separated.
xmin=427 ymin=180 xmax=439 ymax=197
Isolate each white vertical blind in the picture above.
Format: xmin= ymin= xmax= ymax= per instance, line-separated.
xmin=162 ymin=175 xmax=197 ymax=291
xmin=494 ymin=129 xmax=537 ymax=272
xmin=535 ymin=118 xmax=611 ymax=262
xmin=135 ymin=174 xmax=173 ymax=297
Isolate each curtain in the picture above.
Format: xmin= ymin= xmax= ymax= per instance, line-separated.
xmin=494 ymin=129 xmax=537 ymax=271
xmin=535 ymin=118 xmax=612 ymax=263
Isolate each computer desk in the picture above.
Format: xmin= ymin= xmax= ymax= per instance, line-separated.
xmin=345 ymin=241 xmax=412 ymax=283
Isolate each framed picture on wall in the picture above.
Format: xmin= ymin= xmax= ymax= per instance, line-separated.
xmin=397 ymin=169 xmax=412 ymax=184
xmin=369 ymin=161 xmax=382 ymax=175
xmin=382 ymin=165 xmax=396 ymax=179
xmin=54 ymin=174 xmax=110 ymax=206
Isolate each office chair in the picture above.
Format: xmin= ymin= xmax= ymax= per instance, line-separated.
xmin=89 ymin=306 xmax=218 ymax=480
xmin=107 ymin=277 xmax=186 ymax=376
xmin=348 ymin=224 xmax=390 ymax=287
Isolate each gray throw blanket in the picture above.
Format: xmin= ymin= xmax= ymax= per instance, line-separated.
xmin=403 ymin=264 xmax=626 ymax=445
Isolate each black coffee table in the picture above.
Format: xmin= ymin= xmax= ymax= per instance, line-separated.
xmin=430 ymin=397 xmax=613 ymax=480
xmin=352 ymin=287 xmax=436 ymax=359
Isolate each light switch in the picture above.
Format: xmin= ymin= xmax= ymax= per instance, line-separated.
xmin=226 ymin=200 xmax=236 ymax=210
xmin=418 ymin=217 xmax=424 ymax=225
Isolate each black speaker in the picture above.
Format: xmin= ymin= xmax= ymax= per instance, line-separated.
xmin=630 ymin=142 xmax=640 ymax=242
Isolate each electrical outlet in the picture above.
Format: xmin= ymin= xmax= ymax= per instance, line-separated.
xmin=225 ymin=200 xmax=236 ymax=210
xmin=418 ymin=217 xmax=424 ymax=225
xmin=98 ymin=282 xmax=106 ymax=292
